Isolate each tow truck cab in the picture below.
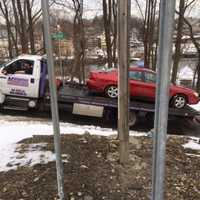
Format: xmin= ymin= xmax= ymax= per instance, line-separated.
xmin=0 ymin=55 xmax=47 ymax=110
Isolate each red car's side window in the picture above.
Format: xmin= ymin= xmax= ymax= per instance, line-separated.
xmin=129 ymin=71 xmax=143 ymax=81
xmin=144 ymin=72 xmax=156 ymax=83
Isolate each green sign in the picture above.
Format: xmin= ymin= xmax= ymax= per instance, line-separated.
xmin=52 ymin=32 xmax=64 ymax=40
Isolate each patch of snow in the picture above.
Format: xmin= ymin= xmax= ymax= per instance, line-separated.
xmin=0 ymin=143 xmax=55 ymax=172
xmin=190 ymin=102 xmax=200 ymax=112
xmin=0 ymin=119 xmax=147 ymax=148
xmin=0 ymin=117 xmax=148 ymax=172
xmin=183 ymin=139 xmax=200 ymax=151
xmin=178 ymin=66 xmax=194 ymax=81
xmin=186 ymin=153 xmax=200 ymax=157
xmin=61 ymin=154 xmax=70 ymax=163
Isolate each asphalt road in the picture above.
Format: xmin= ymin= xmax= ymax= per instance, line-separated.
xmin=0 ymin=109 xmax=200 ymax=138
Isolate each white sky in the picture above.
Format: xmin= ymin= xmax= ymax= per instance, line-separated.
xmin=83 ymin=0 xmax=200 ymax=19
xmin=0 ymin=0 xmax=199 ymax=24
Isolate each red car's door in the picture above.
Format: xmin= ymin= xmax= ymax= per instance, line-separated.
xmin=140 ymin=71 xmax=156 ymax=100
xmin=129 ymin=70 xmax=157 ymax=100
xmin=129 ymin=71 xmax=146 ymax=97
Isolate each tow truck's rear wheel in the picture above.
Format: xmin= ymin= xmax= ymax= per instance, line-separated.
xmin=145 ymin=112 xmax=154 ymax=122
xmin=171 ymin=94 xmax=187 ymax=109
xmin=192 ymin=116 xmax=200 ymax=126
xmin=105 ymin=85 xmax=118 ymax=98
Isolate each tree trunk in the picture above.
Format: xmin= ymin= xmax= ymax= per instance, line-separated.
xmin=103 ymin=0 xmax=113 ymax=68
xmin=0 ymin=1 xmax=13 ymax=58
xmin=70 ymin=0 xmax=85 ymax=83
xmin=143 ymin=0 xmax=157 ymax=69
xmin=183 ymin=17 xmax=200 ymax=92
xmin=5 ymin=20 xmax=13 ymax=58
xmin=16 ymin=0 xmax=29 ymax=53
xmin=112 ymin=0 xmax=117 ymax=68
xmin=171 ymin=0 xmax=185 ymax=84
xmin=27 ymin=0 xmax=35 ymax=54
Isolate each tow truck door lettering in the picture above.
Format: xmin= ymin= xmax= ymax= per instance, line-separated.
xmin=10 ymin=88 xmax=27 ymax=96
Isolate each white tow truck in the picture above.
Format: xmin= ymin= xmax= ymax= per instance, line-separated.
xmin=0 ymin=55 xmax=49 ymax=110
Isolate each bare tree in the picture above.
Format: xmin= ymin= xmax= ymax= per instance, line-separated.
xmin=183 ymin=18 xmax=200 ymax=92
xmin=143 ymin=0 xmax=158 ymax=69
xmin=102 ymin=0 xmax=117 ymax=68
xmin=171 ymin=0 xmax=197 ymax=84
xmin=16 ymin=0 xmax=29 ymax=53
xmin=27 ymin=0 xmax=35 ymax=54
xmin=70 ymin=0 xmax=85 ymax=83
xmin=0 ymin=0 xmax=13 ymax=58
xmin=171 ymin=0 xmax=185 ymax=84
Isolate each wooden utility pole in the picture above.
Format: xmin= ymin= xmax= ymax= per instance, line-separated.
xmin=118 ymin=0 xmax=130 ymax=164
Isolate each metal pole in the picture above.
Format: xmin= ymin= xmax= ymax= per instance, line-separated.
xmin=41 ymin=1 xmax=65 ymax=199
xmin=58 ymin=38 xmax=64 ymax=81
xmin=118 ymin=0 xmax=130 ymax=164
xmin=152 ymin=1 xmax=175 ymax=200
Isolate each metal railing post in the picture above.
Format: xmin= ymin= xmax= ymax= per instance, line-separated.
xmin=152 ymin=0 xmax=175 ymax=200
xmin=41 ymin=1 xmax=65 ymax=199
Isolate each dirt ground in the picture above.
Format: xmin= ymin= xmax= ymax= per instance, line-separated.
xmin=0 ymin=133 xmax=199 ymax=200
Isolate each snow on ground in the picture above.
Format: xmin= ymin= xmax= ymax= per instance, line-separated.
xmin=0 ymin=143 xmax=55 ymax=172
xmin=0 ymin=116 xmax=147 ymax=172
xmin=190 ymin=101 xmax=200 ymax=112
xmin=183 ymin=138 xmax=200 ymax=151
xmin=1 ymin=113 xmax=200 ymax=172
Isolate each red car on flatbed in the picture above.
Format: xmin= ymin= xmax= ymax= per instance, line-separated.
xmin=87 ymin=67 xmax=199 ymax=109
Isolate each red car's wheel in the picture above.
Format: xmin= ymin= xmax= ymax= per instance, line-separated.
xmin=105 ymin=85 xmax=118 ymax=98
xmin=172 ymin=94 xmax=187 ymax=109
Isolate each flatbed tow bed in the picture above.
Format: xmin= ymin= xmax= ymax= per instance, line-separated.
xmin=50 ymin=83 xmax=200 ymax=126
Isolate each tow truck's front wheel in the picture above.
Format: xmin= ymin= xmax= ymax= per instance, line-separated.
xmin=171 ymin=95 xmax=187 ymax=109
xmin=0 ymin=93 xmax=5 ymax=104
xmin=105 ymin=85 xmax=118 ymax=98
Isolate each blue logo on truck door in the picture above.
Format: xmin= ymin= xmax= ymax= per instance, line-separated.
xmin=7 ymin=77 xmax=29 ymax=87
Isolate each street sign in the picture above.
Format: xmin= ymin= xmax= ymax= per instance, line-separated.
xmin=52 ymin=32 xmax=64 ymax=40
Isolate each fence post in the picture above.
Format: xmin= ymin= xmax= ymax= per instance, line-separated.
xmin=41 ymin=1 xmax=65 ymax=199
xmin=152 ymin=0 xmax=175 ymax=200
xmin=118 ymin=0 xmax=131 ymax=164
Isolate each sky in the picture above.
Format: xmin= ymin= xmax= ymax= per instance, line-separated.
xmin=1 ymin=0 xmax=199 ymax=24
xmin=82 ymin=0 xmax=200 ymax=19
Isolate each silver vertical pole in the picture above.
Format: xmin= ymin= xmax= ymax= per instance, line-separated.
xmin=41 ymin=1 xmax=65 ymax=199
xmin=58 ymin=38 xmax=64 ymax=81
xmin=118 ymin=0 xmax=130 ymax=164
xmin=152 ymin=1 xmax=175 ymax=200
